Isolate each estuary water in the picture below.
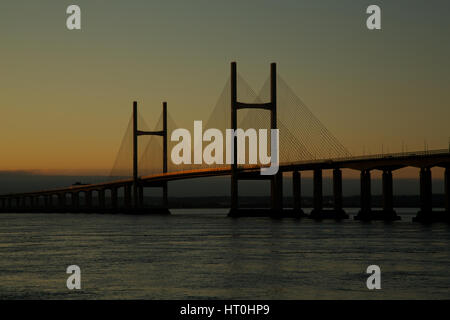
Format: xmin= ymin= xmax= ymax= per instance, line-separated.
xmin=0 ymin=209 xmax=449 ymax=299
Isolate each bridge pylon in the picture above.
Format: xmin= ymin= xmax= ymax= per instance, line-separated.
xmin=227 ymin=62 xmax=301 ymax=218
xmin=132 ymin=101 xmax=170 ymax=214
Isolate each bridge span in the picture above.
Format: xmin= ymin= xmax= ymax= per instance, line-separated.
xmin=1 ymin=62 xmax=449 ymax=223
xmin=1 ymin=149 xmax=449 ymax=223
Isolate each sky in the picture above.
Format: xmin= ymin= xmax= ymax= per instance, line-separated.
xmin=1 ymin=0 xmax=449 ymax=176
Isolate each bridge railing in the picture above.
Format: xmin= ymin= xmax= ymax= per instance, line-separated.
xmin=282 ymin=148 xmax=450 ymax=167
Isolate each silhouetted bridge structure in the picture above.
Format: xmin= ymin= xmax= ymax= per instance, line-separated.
xmin=1 ymin=62 xmax=449 ymax=223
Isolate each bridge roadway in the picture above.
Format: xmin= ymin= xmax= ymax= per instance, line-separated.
xmin=1 ymin=149 xmax=449 ymax=222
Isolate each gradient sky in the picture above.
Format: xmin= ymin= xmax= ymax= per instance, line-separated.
xmin=1 ymin=0 xmax=449 ymax=175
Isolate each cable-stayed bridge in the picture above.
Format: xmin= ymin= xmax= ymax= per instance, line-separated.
xmin=1 ymin=62 xmax=449 ymax=223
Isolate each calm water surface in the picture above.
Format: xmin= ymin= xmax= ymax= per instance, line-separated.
xmin=0 ymin=209 xmax=449 ymax=299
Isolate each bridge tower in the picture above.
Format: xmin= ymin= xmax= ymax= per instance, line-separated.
xmin=132 ymin=101 xmax=169 ymax=214
xmin=228 ymin=62 xmax=286 ymax=217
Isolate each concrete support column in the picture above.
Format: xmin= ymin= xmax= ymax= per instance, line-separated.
xmin=270 ymin=62 xmax=280 ymax=214
xmin=293 ymin=171 xmax=301 ymax=212
xmin=163 ymin=181 xmax=168 ymax=209
xmin=124 ymin=185 xmax=132 ymax=208
xmin=382 ymin=170 xmax=394 ymax=212
xmin=445 ymin=167 xmax=450 ymax=213
xmin=138 ymin=186 xmax=144 ymax=207
xmin=277 ymin=173 xmax=283 ymax=211
xmin=333 ymin=169 xmax=343 ymax=211
xmin=162 ymin=102 xmax=169 ymax=210
xmin=45 ymin=195 xmax=51 ymax=208
xmin=313 ymin=169 xmax=323 ymax=212
xmin=419 ymin=167 xmax=432 ymax=213
xmin=85 ymin=191 xmax=92 ymax=208
xmin=98 ymin=190 xmax=105 ymax=209
xmin=360 ymin=169 xmax=371 ymax=213
xmin=72 ymin=192 xmax=79 ymax=210
xmin=230 ymin=172 xmax=238 ymax=212
xmin=271 ymin=173 xmax=283 ymax=212
xmin=58 ymin=194 xmax=65 ymax=208
xmin=111 ymin=187 xmax=118 ymax=209
xmin=19 ymin=197 xmax=26 ymax=208
xmin=133 ymin=101 xmax=139 ymax=209
xmin=230 ymin=62 xmax=238 ymax=213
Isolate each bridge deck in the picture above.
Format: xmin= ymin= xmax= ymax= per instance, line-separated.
xmin=1 ymin=149 xmax=449 ymax=198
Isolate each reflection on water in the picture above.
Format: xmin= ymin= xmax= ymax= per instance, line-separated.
xmin=0 ymin=209 xmax=449 ymax=299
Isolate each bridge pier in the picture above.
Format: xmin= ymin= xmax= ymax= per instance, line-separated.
xmin=271 ymin=172 xmax=283 ymax=213
xmin=44 ymin=195 xmax=50 ymax=209
xmin=333 ymin=169 xmax=347 ymax=218
xmin=23 ymin=196 xmax=28 ymax=209
xmin=124 ymin=185 xmax=132 ymax=209
xmin=413 ymin=167 xmax=432 ymax=222
xmin=85 ymin=191 xmax=93 ymax=212
xmin=16 ymin=197 xmax=22 ymax=211
xmin=355 ymin=169 xmax=372 ymax=221
xmin=72 ymin=192 xmax=79 ymax=212
xmin=292 ymin=171 xmax=304 ymax=215
xmin=230 ymin=175 xmax=238 ymax=213
xmin=17 ymin=197 xmax=23 ymax=210
xmin=138 ymin=186 xmax=144 ymax=207
xmin=163 ymin=181 xmax=168 ymax=210
xmin=98 ymin=189 xmax=106 ymax=211
xmin=310 ymin=168 xmax=348 ymax=220
xmin=33 ymin=196 xmax=39 ymax=209
xmin=111 ymin=187 xmax=118 ymax=211
xmin=30 ymin=196 xmax=36 ymax=209
xmin=413 ymin=167 xmax=447 ymax=223
xmin=445 ymin=167 xmax=450 ymax=214
xmin=310 ymin=169 xmax=323 ymax=217
xmin=382 ymin=170 xmax=393 ymax=212
xmin=380 ymin=170 xmax=400 ymax=220
xmin=229 ymin=61 xmax=239 ymax=216
xmin=333 ymin=169 xmax=342 ymax=211
xmin=418 ymin=167 xmax=432 ymax=220
xmin=355 ymin=168 xmax=401 ymax=221
xmin=57 ymin=194 xmax=63 ymax=211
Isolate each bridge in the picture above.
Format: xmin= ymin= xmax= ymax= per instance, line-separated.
xmin=1 ymin=62 xmax=449 ymax=223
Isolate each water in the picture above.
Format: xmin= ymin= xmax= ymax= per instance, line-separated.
xmin=0 ymin=209 xmax=449 ymax=299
